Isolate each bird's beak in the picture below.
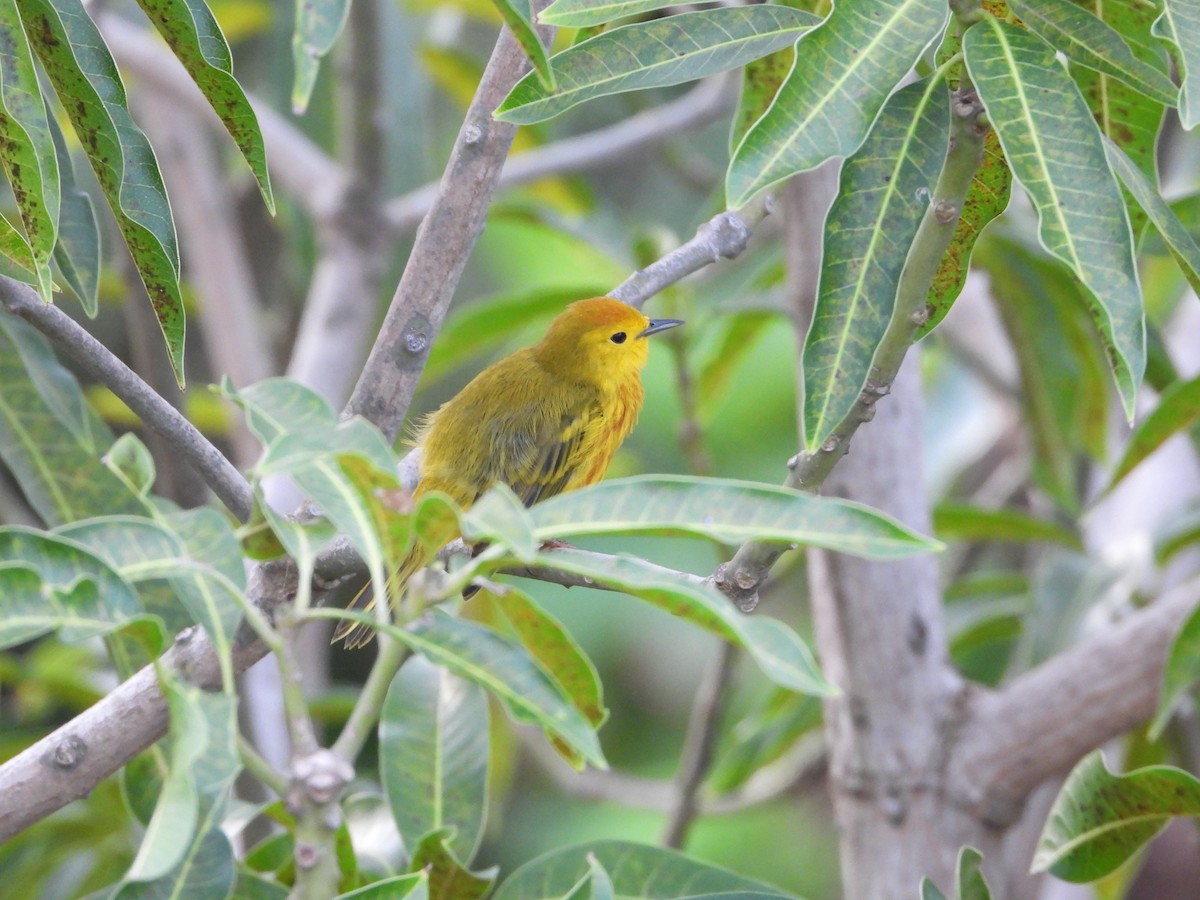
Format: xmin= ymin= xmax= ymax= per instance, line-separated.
xmin=638 ymin=318 xmax=684 ymax=338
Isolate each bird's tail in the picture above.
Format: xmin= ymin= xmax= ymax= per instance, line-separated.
xmin=332 ymin=542 xmax=430 ymax=649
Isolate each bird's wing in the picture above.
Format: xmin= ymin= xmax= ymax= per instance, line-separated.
xmin=505 ymin=408 xmax=595 ymax=507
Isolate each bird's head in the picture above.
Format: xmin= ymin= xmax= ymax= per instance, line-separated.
xmin=534 ymin=297 xmax=683 ymax=390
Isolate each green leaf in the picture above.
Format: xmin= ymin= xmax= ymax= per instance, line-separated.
xmin=980 ymin=236 xmax=1109 ymax=512
xmin=290 ymin=0 xmax=348 ymax=113
xmin=0 ymin=526 xmax=146 ymax=646
xmin=1033 ymin=751 xmax=1200 ymax=881
xmin=933 ymin=504 xmax=1081 ymax=549
xmin=956 ymin=847 xmax=991 ymax=900
xmin=527 ymin=475 xmax=941 ymax=557
xmin=462 ymin=483 xmax=538 ymax=562
xmin=56 ymin=512 xmax=245 ymax=684
xmin=409 ymin=829 xmax=495 ymax=900
xmin=0 ymin=213 xmax=40 ymax=280
xmin=964 ymin=18 xmax=1145 ymax=418
xmin=564 ymin=855 xmax=615 ymax=900
xmin=118 ymin=674 xmax=240 ymax=893
xmin=696 ymin=311 xmax=775 ymax=418
xmin=1008 ymin=0 xmax=1177 ymax=105
xmin=492 ymin=840 xmax=796 ymax=900
xmin=487 ymin=585 xmax=606 ymax=727
xmin=337 ymin=872 xmax=429 ymax=900
xmin=320 ymin=608 xmax=607 ymax=769
xmin=801 ymin=78 xmax=950 ymax=451
xmin=491 ymin=0 xmax=554 ymax=90
xmin=104 ymin=432 xmax=157 ymax=498
xmin=726 ymin=0 xmax=949 ymax=207
xmin=495 ymin=6 xmax=819 ymax=125
xmin=1107 ymin=374 xmax=1200 ymax=492
xmin=919 ymin=847 xmax=991 ymax=900
xmin=132 ymin=0 xmax=275 ymax=211
xmin=1150 ymin=599 xmax=1200 ymax=739
xmin=0 ymin=311 xmax=145 ymax=524
xmin=1104 ymin=136 xmax=1200 ymax=298
xmin=232 ymin=869 xmax=290 ymax=900
xmin=1154 ymin=0 xmax=1200 ymax=129
xmin=709 ymin=688 xmax=821 ymax=792
xmin=918 ymin=128 xmax=1012 ymax=339
xmin=47 ymin=110 xmax=100 ymax=314
xmin=22 ymin=0 xmax=187 ymax=382
xmin=0 ymin=0 xmax=59 ymax=299
xmin=528 ymin=548 xmax=833 ymax=696
xmin=226 ymin=376 xmax=342 ymax=446
xmin=380 ymin=655 xmax=490 ymax=864
xmin=1072 ymin=0 xmax=1167 ymax=240
xmin=539 ymin=0 xmax=678 ymax=27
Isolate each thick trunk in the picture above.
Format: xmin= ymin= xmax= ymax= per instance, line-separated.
xmin=810 ymin=359 xmax=987 ymax=897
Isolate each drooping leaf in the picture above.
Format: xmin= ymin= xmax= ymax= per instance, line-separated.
xmin=527 ymin=475 xmax=941 ymax=557
xmin=46 ymin=93 xmax=99 ymax=314
xmin=729 ymin=38 xmax=795 ymax=152
xmin=1149 ymin=599 xmax=1200 ymax=739
xmin=492 ymin=840 xmax=795 ymax=900
xmin=490 ymin=0 xmax=554 ymax=90
xmin=965 ymin=18 xmax=1145 ymax=418
xmin=1033 ymin=751 xmax=1200 ymax=881
xmin=0 ymin=526 xmax=150 ymax=647
xmin=380 ymin=655 xmax=490 ymax=864
xmin=1153 ymin=0 xmax=1200 ymax=129
xmin=495 ymin=6 xmax=819 ymax=124
xmin=0 ymin=311 xmax=145 ymax=524
xmin=133 ymin=0 xmax=275 ymax=210
xmin=1104 ymin=136 xmax=1200 ymax=298
xmin=918 ymin=128 xmax=1012 ymax=339
xmin=117 ymin=674 xmax=240 ymax=895
xmin=980 ymin=236 xmax=1110 ymax=512
xmin=1009 ymin=0 xmax=1177 ymax=105
xmin=709 ymin=688 xmax=822 ymax=792
xmin=22 ymin=0 xmax=186 ymax=381
xmin=933 ymin=504 xmax=1082 ymax=549
xmin=529 ymin=548 xmax=833 ymax=696
xmin=919 ymin=847 xmax=992 ymax=900
xmin=1072 ymin=0 xmax=1168 ymax=240
xmin=801 ymin=78 xmax=950 ymax=451
xmin=0 ymin=0 xmax=59 ymax=299
xmin=1106 ymin=374 xmax=1200 ymax=492
xmin=290 ymin=0 xmax=349 ymax=113
xmin=317 ymin=608 xmax=607 ymax=769
xmin=487 ymin=585 xmax=606 ymax=727
xmin=726 ymin=0 xmax=949 ymax=206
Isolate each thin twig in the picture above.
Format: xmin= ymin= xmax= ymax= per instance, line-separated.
xmin=0 ymin=276 xmax=253 ymax=521
xmin=610 ymin=196 xmax=774 ymax=309
xmin=661 ymin=641 xmax=735 ymax=848
xmin=238 ymin=733 xmax=289 ymax=798
xmin=331 ymin=636 xmax=407 ymax=761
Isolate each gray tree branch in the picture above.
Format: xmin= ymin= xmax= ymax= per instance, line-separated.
xmin=0 ymin=277 xmax=253 ymax=521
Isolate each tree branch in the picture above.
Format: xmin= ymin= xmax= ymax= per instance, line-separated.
xmin=0 ymin=276 xmax=253 ymax=521
xmin=610 ymin=195 xmax=774 ymax=309
xmin=383 ymin=76 xmax=735 ymax=236
xmin=345 ymin=15 xmax=555 ymax=442
xmin=948 ymin=577 xmax=1200 ymax=827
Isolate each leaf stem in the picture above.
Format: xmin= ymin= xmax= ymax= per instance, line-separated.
xmin=331 ymin=635 xmax=408 ymax=761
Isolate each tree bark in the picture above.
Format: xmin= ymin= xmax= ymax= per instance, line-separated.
xmin=810 ymin=357 xmax=978 ymax=897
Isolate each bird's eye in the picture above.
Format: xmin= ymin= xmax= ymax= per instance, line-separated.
xmin=610 ymin=332 xmax=627 ymax=344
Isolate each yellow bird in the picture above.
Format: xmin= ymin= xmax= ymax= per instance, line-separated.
xmin=334 ymin=296 xmax=683 ymax=648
